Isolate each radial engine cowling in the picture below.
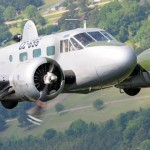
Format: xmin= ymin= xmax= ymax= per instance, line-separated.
xmin=9 ymin=57 xmax=65 ymax=102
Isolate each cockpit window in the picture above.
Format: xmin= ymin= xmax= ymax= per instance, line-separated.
xmin=100 ymin=31 xmax=116 ymax=41
xmin=74 ymin=33 xmax=94 ymax=46
xmin=88 ymin=32 xmax=107 ymax=41
xmin=70 ymin=38 xmax=83 ymax=50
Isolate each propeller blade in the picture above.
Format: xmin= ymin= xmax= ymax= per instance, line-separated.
xmin=26 ymin=85 xmax=49 ymax=124
xmin=27 ymin=114 xmax=43 ymax=125
xmin=49 ymin=63 xmax=54 ymax=73
xmin=38 ymin=84 xmax=49 ymax=102
xmin=27 ymin=59 xmax=59 ymax=125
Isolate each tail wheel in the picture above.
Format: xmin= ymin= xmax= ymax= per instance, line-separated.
xmin=1 ymin=100 xmax=18 ymax=109
xmin=123 ymin=88 xmax=141 ymax=96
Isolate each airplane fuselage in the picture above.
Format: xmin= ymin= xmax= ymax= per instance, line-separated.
xmin=0 ymin=28 xmax=137 ymax=98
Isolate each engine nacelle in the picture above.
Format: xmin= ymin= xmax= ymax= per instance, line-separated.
xmin=9 ymin=57 xmax=65 ymax=102
xmin=12 ymin=34 xmax=22 ymax=42
xmin=115 ymin=64 xmax=150 ymax=96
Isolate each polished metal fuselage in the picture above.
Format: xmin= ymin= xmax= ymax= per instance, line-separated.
xmin=0 ymin=28 xmax=137 ymax=95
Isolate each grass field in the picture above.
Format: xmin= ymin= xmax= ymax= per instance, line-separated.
xmin=40 ymin=0 xmax=61 ymax=14
xmin=9 ymin=27 xmax=21 ymax=35
xmin=1 ymin=87 xmax=150 ymax=139
xmin=44 ymin=0 xmax=60 ymax=5
xmin=8 ymin=12 xmax=63 ymax=35
xmin=45 ymin=13 xmax=63 ymax=26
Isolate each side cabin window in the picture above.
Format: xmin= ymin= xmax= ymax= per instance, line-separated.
xmin=33 ymin=48 xmax=41 ymax=58
xmin=47 ymin=46 xmax=55 ymax=56
xmin=60 ymin=40 xmax=69 ymax=53
xmin=9 ymin=55 xmax=13 ymax=62
xmin=19 ymin=52 xmax=28 ymax=62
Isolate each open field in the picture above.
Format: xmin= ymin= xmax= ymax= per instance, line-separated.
xmin=1 ymin=87 xmax=150 ymax=139
xmin=6 ymin=0 xmax=113 ymax=35
xmin=9 ymin=27 xmax=21 ymax=35
xmin=44 ymin=0 xmax=60 ymax=5
xmin=40 ymin=0 xmax=62 ymax=14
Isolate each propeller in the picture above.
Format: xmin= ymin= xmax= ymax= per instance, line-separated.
xmin=27 ymin=62 xmax=58 ymax=125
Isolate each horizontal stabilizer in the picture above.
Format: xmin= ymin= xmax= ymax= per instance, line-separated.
xmin=22 ymin=20 xmax=38 ymax=41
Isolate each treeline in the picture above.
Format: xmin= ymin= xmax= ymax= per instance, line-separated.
xmin=0 ymin=108 xmax=150 ymax=150
xmin=0 ymin=0 xmax=44 ymax=44
xmin=0 ymin=0 xmax=43 ymax=11
xmin=59 ymin=0 xmax=150 ymax=53
xmin=0 ymin=0 xmax=43 ymax=23
xmin=1 ymin=108 xmax=150 ymax=149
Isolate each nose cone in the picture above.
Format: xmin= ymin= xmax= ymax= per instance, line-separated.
xmin=96 ymin=45 xmax=137 ymax=85
xmin=114 ymin=46 xmax=137 ymax=72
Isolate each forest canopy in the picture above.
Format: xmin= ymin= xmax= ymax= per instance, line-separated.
xmin=1 ymin=108 xmax=150 ymax=150
xmin=0 ymin=0 xmax=43 ymax=10
xmin=59 ymin=0 xmax=150 ymax=53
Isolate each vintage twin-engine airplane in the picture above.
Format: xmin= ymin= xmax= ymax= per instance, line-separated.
xmin=0 ymin=20 xmax=148 ymax=124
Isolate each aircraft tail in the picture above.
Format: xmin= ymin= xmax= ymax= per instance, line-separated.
xmin=22 ymin=20 xmax=38 ymax=41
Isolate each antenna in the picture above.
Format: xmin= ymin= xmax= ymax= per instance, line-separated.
xmin=83 ymin=20 xmax=87 ymax=29
xmin=65 ymin=16 xmax=88 ymax=29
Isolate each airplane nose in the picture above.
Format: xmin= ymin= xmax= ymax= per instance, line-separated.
xmin=115 ymin=46 xmax=137 ymax=71
xmin=95 ymin=45 xmax=137 ymax=84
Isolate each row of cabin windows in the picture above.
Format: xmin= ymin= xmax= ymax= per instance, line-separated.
xmin=9 ymin=46 xmax=55 ymax=62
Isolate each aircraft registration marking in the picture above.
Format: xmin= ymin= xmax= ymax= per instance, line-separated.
xmin=19 ymin=38 xmax=41 ymax=50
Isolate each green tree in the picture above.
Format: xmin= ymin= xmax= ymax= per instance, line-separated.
xmin=0 ymin=5 xmax=4 ymax=23
xmin=35 ymin=14 xmax=46 ymax=26
xmin=0 ymin=0 xmax=43 ymax=11
xmin=0 ymin=115 xmax=6 ymax=130
xmin=38 ymin=25 xmax=60 ymax=35
xmin=124 ymin=118 xmax=141 ymax=140
xmin=116 ymin=113 xmax=128 ymax=130
xmin=88 ymin=122 xmax=98 ymax=132
xmin=24 ymin=5 xmax=37 ymax=19
xmin=55 ymin=103 xmax=64 ymax=113
xmin=98 ymin=1 xmax=123 ymax=36
xmin=58 ymin=0 xmax=80 ymax=30
xmin=0 ymin=25 xmax=12 ymax=44
xmin=117 ymin=26 xmax=128 ymax=42
xmin=140 ymin=140 xmax=150 ymax=150
xmin=77 ymin=0 xmax=89 ymax=15
xmin=134 ymin=19 xmax=150 ymax=52
xmin=88 ymin=7 xmax=99 ymax=27
xmin=43 ymin=129 xmax=57 ymax=140
xmin=65 ymin=119 xmax=88 ymax=137
xmin=3 ymin=6 xmax=16 ymax=21
xmin=24 ymin=5 xmax=46 ymax=26
xmin=93 ymin=99 xmax=104 ymax=110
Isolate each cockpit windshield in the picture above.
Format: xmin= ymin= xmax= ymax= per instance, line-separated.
xmin=60 ymin=30 xmax=117 ymax=53
xmin=74 ymin=33 xmax=95 ymax=46
xmin=73 ymin=31 xmax=116 ymax=47
xmin=88 ymin=32 xmax=107 ymax=41
xmin=100 ymin=31 xmax=116 ymax=41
